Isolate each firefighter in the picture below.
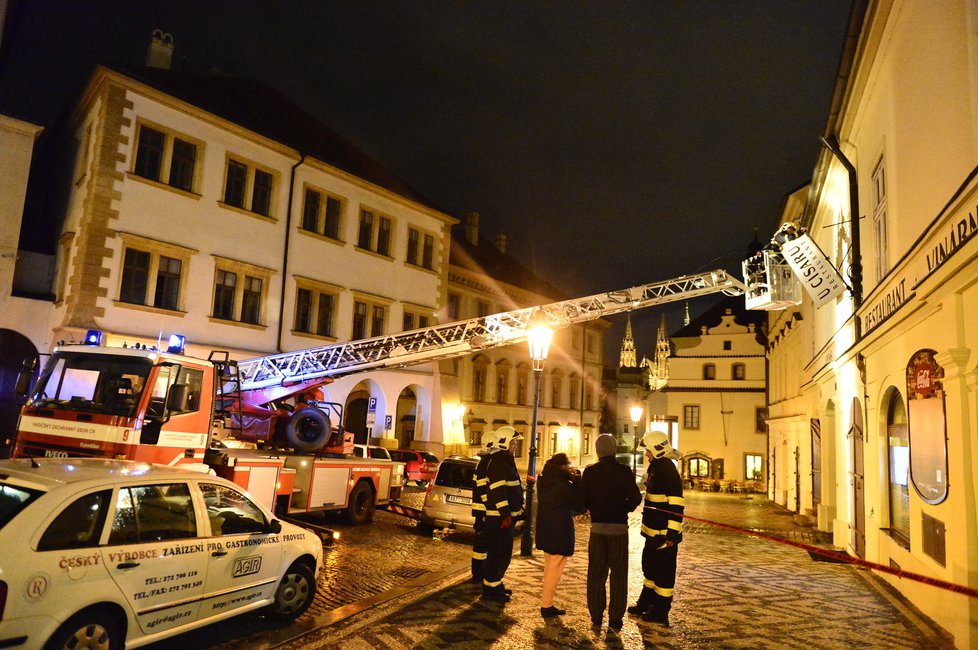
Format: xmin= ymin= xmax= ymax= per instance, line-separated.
xmin=480 ymin=426 xmax=524 ymax=602
xmin=471 ymin=430 xmax=498 ymax=583
xmin=629 ymin=430 xmax=685 ymax=628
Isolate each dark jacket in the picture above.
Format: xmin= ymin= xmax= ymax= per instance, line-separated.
xmin=483 ymin=451 xmax=524 ymax=525
xmin=578 ymin=456 xmax=642 ymax=525
xmin=641 ymin=457 xmax=685 ymax=545
xmin=535 ymin=458 xmax=581 ymax=556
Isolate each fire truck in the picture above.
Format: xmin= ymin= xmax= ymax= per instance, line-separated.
xmin=10 ymin=261 xmax=801 ymax=524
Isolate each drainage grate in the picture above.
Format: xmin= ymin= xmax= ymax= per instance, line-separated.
xmin=391 ymin=566 xmax=430 ymax=579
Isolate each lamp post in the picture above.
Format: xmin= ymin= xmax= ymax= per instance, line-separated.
xmin=521 ymin=310 xmax=553 ymax=557
xmin=629 ymin=404 xmax=643 ymax=475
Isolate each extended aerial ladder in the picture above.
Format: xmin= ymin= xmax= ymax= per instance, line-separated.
xmin=237 ymin=269 xmax=748 ymax=392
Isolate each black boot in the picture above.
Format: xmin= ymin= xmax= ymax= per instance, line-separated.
xmin=481 ymin=585 xmax=510 ymax=603
xmin=627 ymin=587 xmax=654 ymax=616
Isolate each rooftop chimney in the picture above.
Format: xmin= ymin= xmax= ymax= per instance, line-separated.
xmin=465 ymin=212 xmax=480 ymax=246
xmin=493 ymin=232 xmax=507 ymax=254
xmin=146 ymin=29 xmax=174 ymax=70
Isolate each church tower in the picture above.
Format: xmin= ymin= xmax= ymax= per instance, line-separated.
xmin=619 ymin=314 xmax=637 ymax=368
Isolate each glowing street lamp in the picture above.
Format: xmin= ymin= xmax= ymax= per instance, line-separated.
xmin=521 ymin=310 xmax=553 ymax=557
xmin=629 ymin=404 xmax=643 ymax=475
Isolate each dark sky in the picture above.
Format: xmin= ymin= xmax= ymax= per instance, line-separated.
xmin=0 ymin=1 xmax=853 ymax=361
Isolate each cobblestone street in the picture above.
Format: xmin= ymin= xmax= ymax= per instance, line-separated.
xmin=287 ymin=491 xmax=954 ymax=650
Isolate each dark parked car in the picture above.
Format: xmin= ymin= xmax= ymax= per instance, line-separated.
xmin=390 ymin=448 xmax=440 ymax=485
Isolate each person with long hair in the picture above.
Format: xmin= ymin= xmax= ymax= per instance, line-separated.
xmin=536 ymin=452 xmax=581 ymax=617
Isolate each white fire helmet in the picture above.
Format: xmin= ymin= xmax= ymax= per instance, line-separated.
xmin=640 ymin=431 xmax=682 ymax=461
xmin=493 ymin=426 xmax=524 ymax=451
xmin=480 ymin=430 xmax=497 ymax=454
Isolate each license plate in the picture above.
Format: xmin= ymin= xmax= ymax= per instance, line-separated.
xmin=446 ymin=494 xmax=471 ymax=505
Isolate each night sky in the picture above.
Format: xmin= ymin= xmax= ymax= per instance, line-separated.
xmin=0 ymin=1 xmax=853 ymax=360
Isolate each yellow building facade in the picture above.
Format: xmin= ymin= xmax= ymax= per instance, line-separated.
xmin=767 ymin=1 xmax=978 ymax=645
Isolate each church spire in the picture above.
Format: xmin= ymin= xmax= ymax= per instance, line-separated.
xmin=619 ymin=314 xmax=637 ymax=368
xmin=646 ymin=314 xmax=670 ymax=390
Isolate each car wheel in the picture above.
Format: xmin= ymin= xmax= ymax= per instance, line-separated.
xmin=45 ymin=606 xmax=123 ymax=650
xmin=344 ymin=481 xmax=375 ymax=525
xmin=265 ymin=562 xmax=316 ymax=622
xmin=418 ymin=521 xmax=435 ymax=536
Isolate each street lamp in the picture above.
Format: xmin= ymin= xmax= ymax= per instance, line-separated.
xmin=629 ymin=404 xmax=643 ymax=475
xmin=521 ymin=310 xmax=553 ymax=557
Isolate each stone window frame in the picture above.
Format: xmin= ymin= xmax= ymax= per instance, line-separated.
xmin=299 ymin=184 xmax=345 ymax=241
xmin=208 ymin=255 xmax=275 ymax=329
xmin=114 ymin=232 xmax=197 ymax=314
xmin=219 ymin=153 xmax=279 ymax=221
xmin=129 ymin=119 xmax=204 ymax=196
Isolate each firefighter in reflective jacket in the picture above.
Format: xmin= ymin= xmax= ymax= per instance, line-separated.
xmin=629 ymin=430 xmax=685 ymax=627
xmin=478 ymin=426 xmax=524 ymax=602
xmin=471 ymin=431 xmax=498 ymax=583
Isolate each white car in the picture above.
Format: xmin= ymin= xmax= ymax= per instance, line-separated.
xmin=0 ymin=458 xmax=323 ymax=649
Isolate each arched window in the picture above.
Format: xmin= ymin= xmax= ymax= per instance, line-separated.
xmin=732 ymin=363 xmax=745 ymax=380
xmin=702 ymin=364 xmax=716 ymax=380
xmin=884 ymin=387 xmax=910 ymax=548
xmin=550 ymin=370 xmax=563 ymax=408
xmin=495 ymin=360 xmax=511 ymax=404
xmin=516 ymin=362 xmax=530 ymax=406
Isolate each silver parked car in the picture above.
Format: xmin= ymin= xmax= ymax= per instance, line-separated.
xmin=418 ymin=456 xmax=478 ymax=535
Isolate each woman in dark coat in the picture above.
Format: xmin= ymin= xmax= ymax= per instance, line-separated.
xmin=536 ymin=452 xmax=580 ymax=617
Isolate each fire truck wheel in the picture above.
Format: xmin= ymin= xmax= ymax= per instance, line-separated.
xmin=285 ymin=408 xmax=331 ymax=451
xmin=265 ymin=561 xmax=316 ymax=622
xmin=344 ymin=481 xmax=376 ymax=525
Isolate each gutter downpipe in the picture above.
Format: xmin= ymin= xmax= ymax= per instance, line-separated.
xmin=278 ymin=153 xmax=307 ymax=353
xmin=820 ymin=135 xmax=862 ymax=342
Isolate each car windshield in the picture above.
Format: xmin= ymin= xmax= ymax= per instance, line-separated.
xmin=435 ymin=462 xmax=476 ymax=489
xmin=29 ymin=351 xmax=152 ymax=417
xmin=0 ymin=482 xmax=44 ymax=529
xmin=420 ymin=452 xmax=439 ymax=463
xmin=370 ymin=447 xmax=391 ymax=460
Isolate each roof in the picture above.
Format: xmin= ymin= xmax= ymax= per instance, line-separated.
xmin=449 ymin=226 xmax=567 ymax=300
xmin=104 ymin=64 xmax=442 ymax=213
xmin=671 ymin=295 xmax=767 ymax=343
xmin=0 ymin=458 xmax=212 ymax=490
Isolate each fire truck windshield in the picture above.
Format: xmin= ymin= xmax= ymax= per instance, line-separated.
xmin=29 ymin=352 xmax=152 ymax=418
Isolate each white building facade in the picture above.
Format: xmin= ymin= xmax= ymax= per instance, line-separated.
xmin=15 ymin=61 xmax=462 ymax=455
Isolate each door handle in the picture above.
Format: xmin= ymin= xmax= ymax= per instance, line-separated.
xmin=117 ymin=562 xmax=140 ymax=569
xmin=211 ymin=550 xmax=228 ymax=557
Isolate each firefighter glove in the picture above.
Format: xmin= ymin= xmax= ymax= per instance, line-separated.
xmin=500 ymin=515 xmax=512 ymax=529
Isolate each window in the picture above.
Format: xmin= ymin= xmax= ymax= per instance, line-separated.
xmin=302 ymin=189 xmax=344 ymax=239
xmin=885 ymin=389 xmax=910 ymax=548
xmin=495 ymin=362 xmax=510 ymax=404
xmin=872 ymin=156 xmax=889 ymax=281
xmin=352 ymin=299 xmax=388 ymax=339
xmin=201 ymin=483 xmax=267 ymax=536
xmin=755 ymin=407 xmax=767 ymax=433
xmin=516 ymin=365 xmax=529 ymax=406
xmin=295 ymin=287 xmax=336 ymax=338
xmin=133 ymin=123 xmax=200 ymax=193
xmin=586 ymin=332 xmax=595 ymax=354
xmin=688 ymin=456 xmax=710 ymax=478
xmin=703 ymin=364 xmax=716 ymax=380
xmin=213 ymin=270 xmax=236 ymax=320
xmin=569 ymin=374 xmax=580 ymax=410
xmin=745 ymin=454 xmax=763 ymax=481
xmin=402 ymin=308 xmax=431 ymax=331
xmin=223 ymin=158 xmax=275 ymax=216
xmin=406 ymin=228 xmax=436 ymax=270
xmin=732 ymin=363 xmax=746 ymax=380
xmin=118 ymin=236 xmax=194 ymax=312
xmin=683 ymin=405 xmax=700 ymax=429
xmin=551 ymin=372 xmax=562 ymax=408
xmin=447 ymin=293 xmax=461 ymax=320
xmin=357 ymin=209 xmax=393 ymax=255
xmin=422 ymin=234 xmax=434 ymax=269
xmin=38 ymin=490 xmax=111 ymax=551
xmin=241 ymin=276 xmax=263 ymax=324
xmin=723 ymin=340 xmax=732 ymax=351
xmin=211 ymin=259 xmax=273 ymax=326
xmin=109 ymin=483 xmax=197 ymax=543
xmin=477 ymin=300 xmax=490 ymax=318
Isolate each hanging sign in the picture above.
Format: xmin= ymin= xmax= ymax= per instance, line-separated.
xmin=781 ymin=234 xmax=847 ymax=308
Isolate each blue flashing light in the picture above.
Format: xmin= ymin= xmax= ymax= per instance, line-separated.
xmin=167 ymin=334 xmax=187 ymax=355
xmin=84 ymin=329 xmax=103 ymax=346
